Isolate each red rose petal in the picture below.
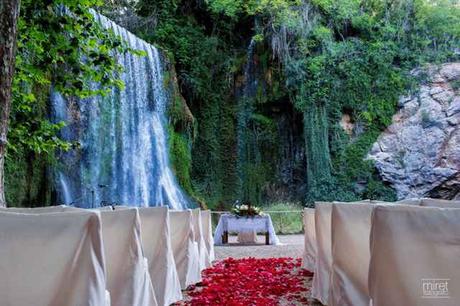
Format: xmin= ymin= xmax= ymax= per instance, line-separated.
xmin=174 ymin=257 xmax=314 ymax=305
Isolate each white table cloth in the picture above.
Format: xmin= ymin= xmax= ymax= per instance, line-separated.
xmin=214 ymin=214 xmax=280 ymax=245
xmin=369 ymin=205 xmax=460 ymax=306
xmin=237 ymin=231 xmax=258 ymax=244
xmin=0 ymin=210 xmax=107 ymax=306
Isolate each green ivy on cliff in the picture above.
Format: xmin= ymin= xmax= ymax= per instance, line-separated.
xmin=133 ymin=0 xmax=246 ymax=208
xmin=130 ymin=0 xmax=459 ymax=207
xmin=210 ymin=0 xmax=459 ymax=203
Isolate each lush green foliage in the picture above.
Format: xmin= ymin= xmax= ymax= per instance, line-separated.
xmin=11 ymin=0 xmax=127 ymax=154
xmin=6 ymin=0 xmax=129 ymax=205
xmin=264 ymin=202 xmax=304 ymax=234
xmin=116 ymin=0 xmax=457 ymax=208
xmin=169 ymin=129 xmax=193 ymax=195
xmin=280 ymin=0 xmax=459 ymax=202
xmin=134 ymin=0 xmax=245 ymax=208
xmin=207 ymin=0 xmax=460 ymax=203
xmin=9 ymin=0 xmax=459 ymax=207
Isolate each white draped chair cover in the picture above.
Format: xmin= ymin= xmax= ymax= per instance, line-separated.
xmin=93 ymin=206 xmax=116 ymax=211
xmin=312 ymin=200 xmax=371 ymax=305
xmin=201 ymin=210 xmax=215 ymax=265
xmin=369 ymin=205 xmax=460 ymax=306
xmin=311 ymin=202 xmax=333 ymax=305
xmin=420 ymin=197 xmax=460 ymax=207
xmin=0 ymin=210 xmax=107 ymax=306
xmin=330 ymin=202 xmax=379 ymax=306
xmin=192 ymin=208 xmax=210 ymax=271
xmin=138 ymin=207 xmax=183 ymax=306
xmin=100 ymin=208 xmax=157 ymax=306
xmin=330 ymin=200 xmax=425 ymax=306
xmin=0 ymin=205 xmax=81 ymax=213
xmin=302 ymin=208 xmax=316 ymax=272
xmin=169 ymin=210 xmax=202 ymax=289
xmin=396 ymin=198 xmax=423 ymax=205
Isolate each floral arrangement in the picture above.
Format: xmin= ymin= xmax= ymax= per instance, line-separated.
xmin=231 ymin=203 xmax=262 ymax=217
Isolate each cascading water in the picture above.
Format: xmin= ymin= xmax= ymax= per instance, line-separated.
xmin=51 ymin=12 xmax=190 ymax=209
xmin=236 ymin=39 xmax=259 ymax=202
xmin=58 ymin=173 xmax=72 ymax=205
xmin=50 ymin=89 xmax=74 ymax=205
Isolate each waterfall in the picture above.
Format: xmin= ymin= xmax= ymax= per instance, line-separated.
xmin=242 ymin=39 xmax=258 ymax=97
xmin=51 ymin=12 xmax=190 ymax=209
xmin=50 ymin=89 xmax=75 ymax=205
xmin=236 ymin=39 xmax=259 ymax=202
xmin=58 ymin=173 xmax=72 ymax=205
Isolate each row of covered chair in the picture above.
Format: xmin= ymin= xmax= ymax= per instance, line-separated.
xmin=0 ymin=205 xmax=215 ymax=306
xmin=302 ymin=198 xmax=460 ymax=306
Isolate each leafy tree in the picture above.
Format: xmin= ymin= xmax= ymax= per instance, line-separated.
xmin=0 ymin=0 xmax=21 ymax=207
xmin=5 ymin=0 xmax=130 ymax=205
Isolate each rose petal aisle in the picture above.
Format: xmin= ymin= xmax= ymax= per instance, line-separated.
xmin=175 ymin=257 xmax=314 ymax=305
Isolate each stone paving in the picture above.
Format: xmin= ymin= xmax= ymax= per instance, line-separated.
xmin=214 ymin=234 xmax=305 ymax=260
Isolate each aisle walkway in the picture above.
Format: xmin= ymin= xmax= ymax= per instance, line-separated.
xmin=176 ymin=257 xmax=313 ymax=305
xmin=175 ymin=235 xmax=322 ymax=305
xmin=215 ymin=234 xmax=304 ymax=259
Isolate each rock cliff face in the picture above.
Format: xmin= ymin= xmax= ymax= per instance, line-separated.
xmin=368 ymin=63 xmax=460 ymax=200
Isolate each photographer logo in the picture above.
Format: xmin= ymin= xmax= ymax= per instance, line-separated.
xmin=422 ymin=279 xmax=450 ymax=299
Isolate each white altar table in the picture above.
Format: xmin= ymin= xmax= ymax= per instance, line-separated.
xmin=214 ymin=214 xmax=280 ymax=245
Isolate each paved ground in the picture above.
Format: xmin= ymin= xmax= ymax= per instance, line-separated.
xmin=215 ymin=234 xmax=304 ymax=260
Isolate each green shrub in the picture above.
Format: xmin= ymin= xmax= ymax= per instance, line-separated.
xmin=263 ymin=202 xmax=304 ymax=234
